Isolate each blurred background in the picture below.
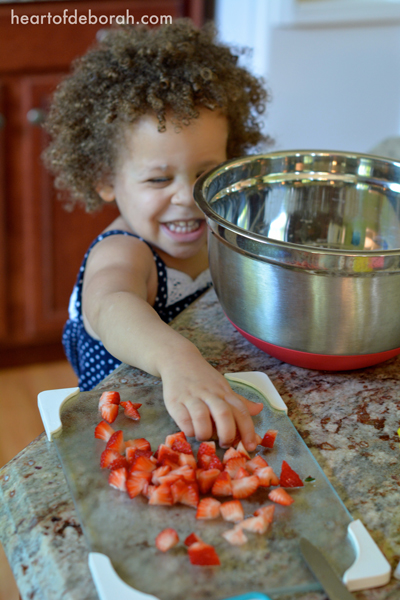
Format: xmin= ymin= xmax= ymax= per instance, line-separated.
xmin=1 ymin=0 xmax=400 ymax=597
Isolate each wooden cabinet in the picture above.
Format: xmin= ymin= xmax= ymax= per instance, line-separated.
xmin=0 ymin=0 xmax=207 ymax=366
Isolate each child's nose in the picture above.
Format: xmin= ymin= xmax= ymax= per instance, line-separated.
xmin=171 ymin=182 xmax=194 ymax=206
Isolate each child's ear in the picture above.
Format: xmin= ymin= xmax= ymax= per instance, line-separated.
xmin=96 ymin=183 xmax=116 ymax=203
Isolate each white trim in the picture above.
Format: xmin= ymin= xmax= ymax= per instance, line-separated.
xmin=294 ymin=1 xmax=400 ymax=27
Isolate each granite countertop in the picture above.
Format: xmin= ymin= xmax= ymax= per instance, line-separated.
xmin=1 ymin=288 xmax=399 ymax=600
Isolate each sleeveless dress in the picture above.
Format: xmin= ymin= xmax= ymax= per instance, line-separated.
xmin=62 ymin=230 xmax=212 ymax=391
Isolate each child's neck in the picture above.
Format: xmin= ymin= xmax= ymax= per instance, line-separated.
xmin=157 ymin=244 xmax=209 ymax=280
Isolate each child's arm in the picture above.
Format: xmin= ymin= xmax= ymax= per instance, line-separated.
xmin=82 ymin=235 xmax=263 ymax=450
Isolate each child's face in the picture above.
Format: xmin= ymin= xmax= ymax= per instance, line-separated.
xmin=98 ymin=108 xmax=228 ymax=260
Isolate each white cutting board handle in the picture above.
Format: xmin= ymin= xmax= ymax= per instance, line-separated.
xmin=89 ymin=553 xmax=160 ymax=600
xmin=343 ymin=520 xmax=391 ymax=590
xmin=38 ymin=387 xmax=80 ymax=441
xmin=224 ymin=371 xmax=288 ymax=413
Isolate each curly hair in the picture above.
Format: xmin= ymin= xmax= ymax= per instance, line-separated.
xmin=43 ymin=19 xmax=270 ymax=212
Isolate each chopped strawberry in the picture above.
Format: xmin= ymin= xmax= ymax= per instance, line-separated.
xmin=255 ymin=466 xmax=279 ymax=487
xmin=224 ymin=456 xmax=247 ymax=479
xmin=180 ymin=482 xmax=200 ymax=508
xmin=220 ymin=500 xmax=244 ymax=523
xmin=100 ymin=403 xmax=119 ymax=424
xmin=125 ymin=438 xmax=151 ymax=452
xmin=188 ymin=542 xmax=220 ymax=566
xmin=184 ymin=532 xmax=202 ymax=546
xmin=255 ymin=433 xmax=263 ymax=446
xmin=149 ymin=483 xmax=174 ymax=506
xmin=197 ymin=469 xmax=221 ymax=494
xmin=178 ymin=453 xmax=197 ymax=469
xmin=171 ymin=439 xmax=193 ymax=455
xmin=126 ymin=471 xmax=151 ymax=498
xmin=129 ymin=402 xmax=142 ymax=410
xmin=120 ymin=401 xmax=141 ymax=421
xmin=158 ymin=472 xmax=183 ymax=486
xmin=246 ymin=455 xmax=269 ymax=473
xmin=99 ymin=391 xmax=120 ymax=408
xmin=240 ymin=515 xmax=269 ymax=534
xmin=197 ymin=441 xmax=216 ymax=456
xmin=108 ymin=467 xmax=127 ymax=492
xmin=130 ymin=455 xmax=156 ymax=473
xmin=165 ymin=431 xmax=187 ymax=448
xmin=109 ymin=456 xmax=129 ymax=470
xmin=170 ymin=478 xmax=187 ymax=504
xmin=105 ymin=430 xmax=125 ymax=454
xmin=279 ymin=461 xmax=304 ymax=488
xmin=100 ymin=448 xmax=122 ymax=469
xmin=231 ymin=475 xmax=259 ymax=499
xmin=156 ymin=444 xmax=180 ymax=467
xmin=94 ymin=421 xmax=115 ymax=442
xmin=234 ymin=467 xmax=249 ymax=480
xmin=260 ymin=430 xmax=278 ymax=449
xmin=211 ymin=471 xmax=233 ymax=496
xmin=254 ymin=504 xmax=275 ymax=523
xmin=196 ymin=497 xmax=221 ymax=520
xmin=125 ymin=447 xmax=137 ymax=464
xmin=222 ymin=526 xmax=248 ymax=546
xmin=208 ymin=455 xmax=224 ymax=471
xmin=268 ymin=487 xmax=294 ymax=506
xmin=197 ymin=453 xmax=213 ymax=470
xmin=155 ymin=528 xmax=179 ymax=552
xmin=172 ymin=465 xmax=196 ymax=483
xmin=236 ymin=441 xmax=250 ymax=459
xmin=142 ymin=483 xmax=155 ymax=500
xmin=222 ymin=447 xmax=242 ymax=463
xmin=151 ymin=465 xmax=171 ymax=485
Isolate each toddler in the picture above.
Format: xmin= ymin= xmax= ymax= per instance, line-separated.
xmin=44 ymin=19 xmax=269 ymax=451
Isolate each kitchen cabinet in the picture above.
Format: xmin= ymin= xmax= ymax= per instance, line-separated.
xmin=0 ymin=0 xmax=207 ymax=367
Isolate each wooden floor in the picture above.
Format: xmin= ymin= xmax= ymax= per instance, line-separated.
xmin=0 ymin=360 xmax=78 ymax=600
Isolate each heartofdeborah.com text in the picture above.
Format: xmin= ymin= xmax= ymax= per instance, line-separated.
xmin=10 ymin=9 xmax=173 ymax=26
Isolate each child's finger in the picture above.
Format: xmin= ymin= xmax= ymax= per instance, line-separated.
xmin=223 ymin=393 xmax=261 ymax=451
xmin=241 ymin=397 xmax=264 ymax=416
xmin=184 ymin=397 xmax=215 ymax=441
xmin=166 ymin=402 xmax=195 ymax=438
xmin=205 ymin=397 xmax=239 ymax=448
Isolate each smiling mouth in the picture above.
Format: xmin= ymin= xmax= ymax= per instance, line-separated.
xmin=163 ymin=219 xmax=202 ymax=233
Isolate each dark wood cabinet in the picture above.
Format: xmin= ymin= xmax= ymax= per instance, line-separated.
xmin=0 ymin=0 xmax=207 ymax=366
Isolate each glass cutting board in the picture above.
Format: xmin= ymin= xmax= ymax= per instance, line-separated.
xmin=52 ymin=377 xmax=355 ymax=600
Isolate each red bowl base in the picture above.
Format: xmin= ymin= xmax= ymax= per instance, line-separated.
xmin=228 ymin=319 xmax=400 ymax=371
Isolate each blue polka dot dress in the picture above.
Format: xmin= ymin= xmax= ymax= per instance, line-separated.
xmin=62 ymin=230 xmax=212 ymax=391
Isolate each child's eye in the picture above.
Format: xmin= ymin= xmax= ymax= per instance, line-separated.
xmin=147 ymin=177 xmax=171 ymax=185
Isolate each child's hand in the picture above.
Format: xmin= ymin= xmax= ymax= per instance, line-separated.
xmin=160 ymin=347 xmax=263 ymax=452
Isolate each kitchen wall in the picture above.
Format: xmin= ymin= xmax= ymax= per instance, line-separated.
xmin=215 ymin=0 xmax=400 ymax=153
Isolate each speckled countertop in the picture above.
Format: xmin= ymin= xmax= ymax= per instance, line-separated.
xmin=1 ymin=288 xmax=399 ymax=600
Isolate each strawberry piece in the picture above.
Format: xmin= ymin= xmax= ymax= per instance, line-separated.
xmin=231 ymin=475 xmax=259 ymax=499
xmin=240 ymin=515 xmax=269 ymax=534
xmin=99 ymin=391 xmax=120 ymax=408
xmin=159 ymin=472 xmax=183 ymax=486
xmin=156 ymin=444 xmax=180 ymax=467
xmin=197 ymin=441 xmax=216 ymax=457
xmin=155 ymin=528 xmax=179 ymax=552
xmin=208 ymin=455 xmax=224 ymax=471
xmin=236 ymin=441 xmax=251 ymax=459
xmin=108 ymin=467 xmax=127 ymax=492
xmin=151 ymin=465 xmax=171 ymax=485
xmin=170 ymin=478 xmax=187 ymax=504
xmin=197 ymin=453 xmax=213 ymax=469
xmin=165 ymin=431 xmax=187 ymax=448
xmin=268 ymin=487 xmax=294 ymax=506
xmin=94 ymin=421 xmax=115 ymax=442
xmin=149 ymin=483 xmax=174 ymax=506
xmin=224 ymin=456 xmax=247 ymax=479
xmin=279 ymin=460 xmax=304 ymax=488
xmin=235 ymin=467 xmax=249 ymax=480
xmin=220 ymin=499 xmax=244 ymax=523
xmin=178 ymin=453 xmax=197 ymax=469
xmin=197 ymin=469 xmax=221 ymax=494
xmin=184 ymin=532 xmax=202 ymax=547
xmin=188 ymin=542 xmax=220 ymax=566
xmin=255 ymin=466 xmax=279 ymax=487
xmin=125 ymin=447 xmax=137 ymax=464
xmin=142 ymin=483 xmax=155 ymax=500
xmin=129 ymin=402 xmax=142 ymax=410
xmin=171 ymin=439 xmax=193 ymax=455
xmin=254 ymin=504 xmax=275 ymax=523
xmin=255 ymin=433 xmax=263 ymax=446
xmin=100 ymin=403 xmax=119 ymax=424
xmin=211 ymin=471 xmax=232 ymax=496
xmin=125 ymin=438 xmax=151 ymax=452
xmin=180 ymin=482 xmax=200 ymax=508
xmin=246 ymin=455 xmax=269 ymax=473
xmin=120 ymin=401 xmax=141 ymax=421
xmin=222 ymin=447 xmax=242 ymax=463
xmin=196 ymin=497 xmax=221 ymax=520
xmin=105 ymin=430 xmax=125 ymax=454
xmin=100 ymin=448 xmax=121 ymax=469
xmin=222 ymin=526 xmax=248 ymax=546
xmin=109 ymin=456 xmax=129 ymax=470
xmin=260 ymin=430 xmax=278 ymax=449
xmin=173 ymin=466 xmax=196 ymax=483
xmin=130 ymin=455 xmax=156 ymax=473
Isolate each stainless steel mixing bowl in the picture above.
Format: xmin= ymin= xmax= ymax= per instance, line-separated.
xmin=193 ymin=150 xmax=400 ymax=370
